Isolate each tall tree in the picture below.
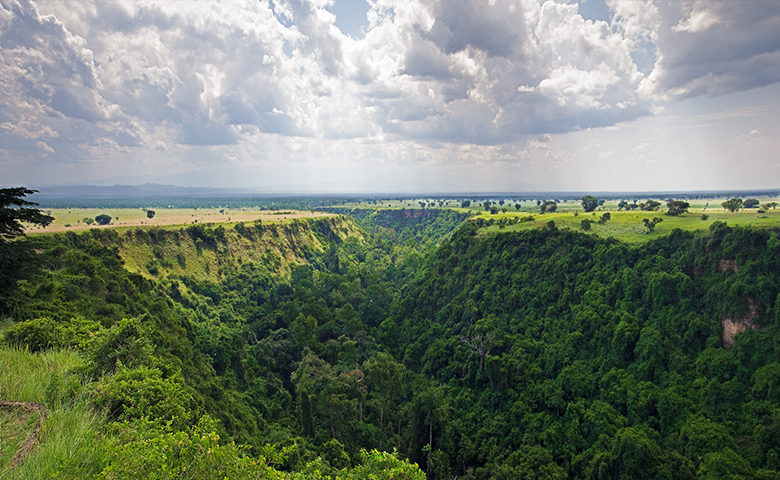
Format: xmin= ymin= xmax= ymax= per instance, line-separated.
xmin=721 ymin=198 xmax=743 ymax=212
xmin=581 ymin=195 xmax=599 ymax=212
xmin=666 ymin=200 xmax=690 ymax=216
xmin=0 ymin=187 xmax=54 ymax=312
xmin=0 ymin=187 xmax=53 ymax=238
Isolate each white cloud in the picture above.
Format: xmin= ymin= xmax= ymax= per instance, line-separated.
xmin=0 ymin=0 xmax=778 ymax=190
xmin=645 ymin=1 xmax=780 ymax=100
xmin=672 ymin=1 xmax=720 ymax=33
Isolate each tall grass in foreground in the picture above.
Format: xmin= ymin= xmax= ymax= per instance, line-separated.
xmin=0 ymin=346 xmax=108 ymax=479
xmin=0 ymin=347 xmax=82 ymax=402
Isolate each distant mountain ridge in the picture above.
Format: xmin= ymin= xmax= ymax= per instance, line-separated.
xmin=28 ymin=183 xmax=270 ymax=199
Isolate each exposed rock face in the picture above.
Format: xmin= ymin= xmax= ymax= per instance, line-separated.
xmin=722 ymin=297 xmax=757 ymax=349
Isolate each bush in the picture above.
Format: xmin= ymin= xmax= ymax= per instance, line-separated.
xmin=176 ymin=252 xmax=186 ymax=268
xmin=581 ymin=219 xmax=593 ymax=231
xmin=97 ymin=415 xmax=277 ymax=479
xmin=92 ymin=364 xmax=194 ymax=428
xmin=701 ymin=214 xmax=709 ymax=221
xmin=5 ymin=317 xmax=63 ymax=351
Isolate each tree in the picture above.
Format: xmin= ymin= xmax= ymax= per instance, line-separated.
xmin=147 ymin=209 xmax=156 ymax=219
xmin=581 ymin=195 xmax=599 ymax=212
xmin=300 ymin=389 xmax=315 ymax=437
xmin=721 ymin=198 xmax=742 ymax=212
xmin=618 ymin=200 xmax=628 ymax=210
xmin=587 ymin=427 xmax=672 ymax=480
xmin=292 ymin=313 xmax=317 ymax=348
xmin=515 ymin=203 xmax=521 ymax=211
xmin=460 ymin=200 xmax=471 ymax=208
xmin=639 ymin=200 xmax=661 ymax=211
xmin=95 ymin=214 xmax=112 ymax=225
xmin=0 ymin=187 xmax=53 ymax=239
xmin=581 ymin=219 xmax=593 ymax=231
xmin=666 ymin=200 xmax=690 ymax=216
xmin=540 ymin=201 xmax=557 ymax=213
xmin=743 ymin=198 xmax=759 ymax=209
xmin=0 ymin=188 xmax=54 ymax=312
xmin=642 ymin=217 xmax=663 ymax=232
xmin=599 ymin=212 xmax=611 ymax=224
xmin=483 ymin=201 xmax=492 ymax=211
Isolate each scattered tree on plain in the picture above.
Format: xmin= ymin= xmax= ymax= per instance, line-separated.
xmin=743 ymin=198 xmax=760 ymax=209
xmin=95 ymin=214 xmax=112 ymax=225
xmin=640 ymin=200 xmax=661 ymax=211
xmin=540 ymin=201 xmax=557 ymax=213
xmin=147 ymin=209 xmax=156 ymax=219
xmin=581 ymin=195 xmax=599 ymax=212
xmin=460 ymin=200 xmax=471 ymax=208
xmin=666 ymin=200 xmax=690 ymax=216
xmin=643 ymin=217 xmax=663 ymax=232
xmin=722 ymin=198 xmax=743 ymax=212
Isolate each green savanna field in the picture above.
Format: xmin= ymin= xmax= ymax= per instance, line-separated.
xmin=330 ymin=195 xmax=780 ymax=244
xmin=24 ymin=207 xmax=333 ymax=234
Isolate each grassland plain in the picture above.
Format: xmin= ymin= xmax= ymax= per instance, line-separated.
xmin=476 ymin=208 xmax=780 ymax=243
xmin=24 ymin=208 xmax=332 ymax=234
xmin=0 ymin=346 xmax=106 ymax=479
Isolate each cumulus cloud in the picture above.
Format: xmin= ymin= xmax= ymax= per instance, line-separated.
xmin=1 ymin=0 xmax=779 ymax=186
xmin=645 ymin=1 xmax=780 ymax=100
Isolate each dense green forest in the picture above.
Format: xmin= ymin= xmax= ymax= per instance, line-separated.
xmin=3 ymin=203 xmax=780 ymax=479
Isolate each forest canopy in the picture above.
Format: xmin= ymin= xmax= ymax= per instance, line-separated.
xmin=2 ymin=206 xmax=780 ymax=479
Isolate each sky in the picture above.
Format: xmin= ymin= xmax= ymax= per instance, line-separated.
xmin=1 ymin=0 xmax=780 ymax=193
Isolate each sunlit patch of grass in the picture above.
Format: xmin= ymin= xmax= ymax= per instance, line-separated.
xmin=478 ymin=208 xmax=780 ymax=243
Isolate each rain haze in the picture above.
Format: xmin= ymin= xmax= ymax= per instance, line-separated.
xmin=1 ymin=0 xmax=780 ymax=193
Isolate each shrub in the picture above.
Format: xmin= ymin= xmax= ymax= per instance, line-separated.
xmin=97 ymin=416 xmax=275 ymax=479
xmin=92 ymin=364 xmax=194 ymax=428
xmin=581 ymin=219 xmax=593 ymax=231
xmin=5 ymin=317 xmax=63 ymax=351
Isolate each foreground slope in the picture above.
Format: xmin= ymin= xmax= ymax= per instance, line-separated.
xmin=3 ymin=210 xmax=780 ymax=479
